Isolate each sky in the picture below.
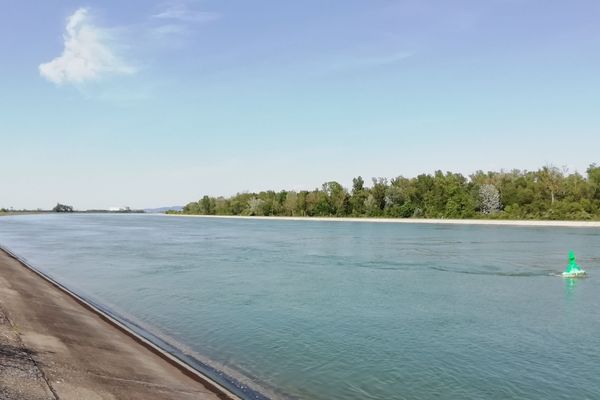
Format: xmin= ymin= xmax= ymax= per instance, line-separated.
xmin=1 ymin=0 xmax=599 ymax=210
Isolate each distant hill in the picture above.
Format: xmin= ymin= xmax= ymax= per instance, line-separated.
xmin=144 ymin=206 xmax=183 ymax=213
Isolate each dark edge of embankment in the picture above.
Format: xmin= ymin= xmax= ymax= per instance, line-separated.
xmin=0 ymin=245 xmax=270 ymax=400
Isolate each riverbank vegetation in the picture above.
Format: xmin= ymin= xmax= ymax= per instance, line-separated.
xmin=172 ymin=165 xmax=600 ymax=220
xmin=53 ymin=203 xmax=74 ymax=212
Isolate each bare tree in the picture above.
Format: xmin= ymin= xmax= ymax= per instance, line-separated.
xmin=479 ymin=184 xmax=501 ymax=214
xmin=247 ymin=197 xmax=265 ymax=216
xmin=538 ymin=165 xmax=563 ymax=204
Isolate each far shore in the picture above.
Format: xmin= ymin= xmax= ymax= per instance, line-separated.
xmin=4 ymin=211 xmax=600 ymax=228
xmin=165 ymin=214 xmax=600 ymax=228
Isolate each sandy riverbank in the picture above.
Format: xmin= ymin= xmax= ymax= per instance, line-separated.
xmin=0 ymin=248 xmax=239 ymax=400
xmin=165 ymin=214 xmax=600 ymax=228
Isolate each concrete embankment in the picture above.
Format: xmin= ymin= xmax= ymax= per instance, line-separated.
xmin=0 ymin=249 xmax=238 ymax=400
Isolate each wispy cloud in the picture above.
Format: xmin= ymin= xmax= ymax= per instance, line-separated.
xmin=153 ymin=4 xmax=219 ymax=23
xmin=150 ymin=1 xmax=219 ymax=39
xmin=333 ymin=52 xmax=413 ymax=70
xmin=354 ymin=52 xmax=413 ymax=67
xmin=152 ymin=24 xmax=189 ymax=36
xmin=303 ymin=51 xmax=413 ymax=77
xmin=39 ymin=8 xmax=135 ymax=85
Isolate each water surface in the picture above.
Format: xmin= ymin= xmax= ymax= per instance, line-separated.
xmin=0 ymin=214 xmax=599 ymax=399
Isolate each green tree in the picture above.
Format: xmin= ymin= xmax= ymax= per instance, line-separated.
xmin=587 ymin=164 xmax=600 ymax=200
xmin=297 ymin=191 xmax=309 ymax=216
xmin=350 ymin=176 xmax=367 ymax=216
xmin=182 ymin=201 xmax=199 ymax=214
xmin=306 ymin=190 xmax=331 ymax=216
xmin=214 ymin=197 xmax=232 ymax=215
xmin=199 ymin=195 xmax=216 ymax=215
xmin=322 ymin=181 xmax=349 ymax=216
xmin=368 ymin=178 xmax=388 ymax=216
xmin=283 ymin=191 xmax=298 ymax=216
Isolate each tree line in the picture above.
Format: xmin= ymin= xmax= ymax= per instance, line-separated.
xmin=172 ymin=165 xmax=600 ymax=220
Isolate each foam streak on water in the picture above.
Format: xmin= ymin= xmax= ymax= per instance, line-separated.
xmin=0 ymin=214 xmax=599 ymax=399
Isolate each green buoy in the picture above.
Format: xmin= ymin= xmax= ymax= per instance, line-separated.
xmin=562 ymin=251 xmax=586 ymax=278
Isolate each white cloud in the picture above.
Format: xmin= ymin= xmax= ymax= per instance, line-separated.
xmin=39 ymin=8 xmax=135 ymax=85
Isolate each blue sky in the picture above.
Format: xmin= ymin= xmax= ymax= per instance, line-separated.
xmin=1 ymin=0 xmax=599 ymax=209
